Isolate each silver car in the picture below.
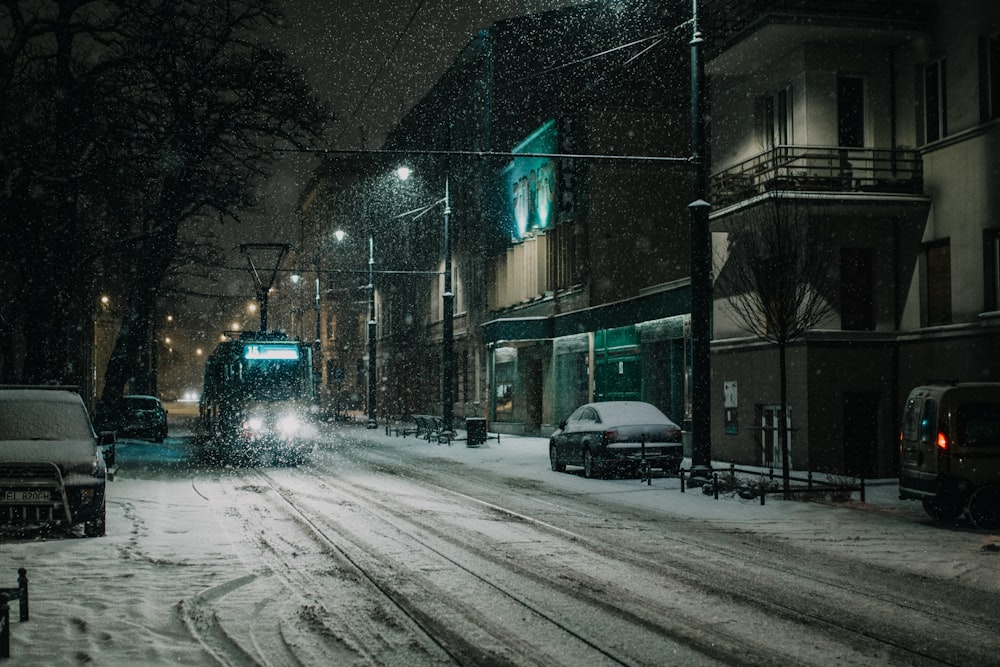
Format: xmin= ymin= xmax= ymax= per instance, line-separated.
xmin=549 ymin=401 xmax=683 ymax=478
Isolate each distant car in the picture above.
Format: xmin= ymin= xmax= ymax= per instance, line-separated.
xmin=101 ymin=395 xmax=168 ymax=443
xmin=549 ymin=401 xmax=683 ymax=478
xmin=0 ymin=387 xmax=115 ymax=537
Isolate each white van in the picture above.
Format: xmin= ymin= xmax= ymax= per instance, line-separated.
xmin=898 ymin=383 xmax=1000 ymax=527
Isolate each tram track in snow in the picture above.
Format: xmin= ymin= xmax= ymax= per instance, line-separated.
xmin=306 ymin=439 xmax=998 ymax=667
xmin=241 ymin=466 xmax=736 ymax=666
xmin=226 ymin=459 xmax=950 ymax=667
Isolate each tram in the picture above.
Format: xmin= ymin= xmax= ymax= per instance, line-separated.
xmin=198 ymin=331 xmax=317 ymax=465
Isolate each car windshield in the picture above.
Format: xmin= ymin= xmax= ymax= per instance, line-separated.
xmin=125 ymin=397 xmax=160 ymax=412
xmin=0 ymin=399 xmax=93 ymax=441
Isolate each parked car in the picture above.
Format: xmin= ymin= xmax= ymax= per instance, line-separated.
xmin=898 ymin=382 xmax=1000 ymax=527
xmin=98 ymin=394 xmax=168 ymax=442
xmin=549 ymin=401 xmax=683 ymax=478
xmin=0 ymin=387 xmax=115 ymax=536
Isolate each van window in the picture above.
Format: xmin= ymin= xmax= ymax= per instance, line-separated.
xmin=957 ymin=403 xmax=1000 ymax=447
xmin=902 ymin=397 xmax=921 ymax=440
xmin=919 ymin=399 xmax=938 ymax=444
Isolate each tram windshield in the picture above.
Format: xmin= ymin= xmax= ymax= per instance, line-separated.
xmin=239 ymin=343 xmax=309 ymax=401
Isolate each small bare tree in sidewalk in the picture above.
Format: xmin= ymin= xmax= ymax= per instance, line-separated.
xmin=716 ymin=198 xmax=836 ymax=498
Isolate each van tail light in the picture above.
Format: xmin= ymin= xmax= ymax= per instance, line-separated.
xmin=936 ymin=431 xmax=949 ymax=451
xmin=603 ymin=429 xmax=618 ymax=444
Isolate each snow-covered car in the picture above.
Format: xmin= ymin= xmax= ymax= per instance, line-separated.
xmin=0 ymin=387 xmax=115 ymax=536
xmin=549 ymin=401 xmax=683 ymax=478
xmin=96 ymin=394 xmax=168 ymax=442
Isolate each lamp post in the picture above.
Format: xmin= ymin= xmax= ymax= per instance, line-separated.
xmin=688 ymin=0 xmax=713 ymax=482
xmin=366 ymin=235 xmax=377 ymax=429
xmin=312 ymin=229 xmax=347 ymax=406
xmin=390 ymin=168 xmax=454 ymax=435
xmin=441 ymin=175 xmax=454 ymax=435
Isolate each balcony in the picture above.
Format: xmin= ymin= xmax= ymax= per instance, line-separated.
xmin=702 ymin=0 xmax=931 ymax=56
xmin=709 ymin=145 xmax=923 ymax=210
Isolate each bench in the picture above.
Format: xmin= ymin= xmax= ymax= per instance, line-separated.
xmin=1 ymin=568 xmax=28 ymax=659
xmin=402 ymin=415 xmax=453 ymax=444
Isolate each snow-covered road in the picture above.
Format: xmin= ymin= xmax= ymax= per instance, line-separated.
xmin=2 ymin=421 xmax=999 ymax=666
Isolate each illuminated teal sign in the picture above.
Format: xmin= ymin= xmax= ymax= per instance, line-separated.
xmin=503 ymin=120 xmax=557 ymax=239
xmin=244 ymin=343 xmax=300 ymax=360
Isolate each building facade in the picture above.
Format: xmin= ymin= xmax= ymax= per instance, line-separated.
xmin=706 ymin=0 xmax=1000 ymax=477
xmin=298 ymin=0 xmax=999 ymax=477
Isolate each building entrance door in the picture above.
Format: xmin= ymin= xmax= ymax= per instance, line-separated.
xmin=758 ymin=405 xmax=792 ymax=469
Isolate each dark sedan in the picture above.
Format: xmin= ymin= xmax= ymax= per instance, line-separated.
xmin=98 ymin=395 xmax=168 ymax=443
xmin=549 ymin=401 xmax=683 ymax=478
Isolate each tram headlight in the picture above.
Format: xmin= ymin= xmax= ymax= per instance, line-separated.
xmin=244 ymin=416 xmax=265 ymax=432
xmin=277 ymin=414 xmax=302 ymax=438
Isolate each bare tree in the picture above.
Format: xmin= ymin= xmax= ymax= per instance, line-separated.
xmin=0 ymin=0 xmax=329 ymax=402
xmin=715 ymin=198 xmax=836 ymax=497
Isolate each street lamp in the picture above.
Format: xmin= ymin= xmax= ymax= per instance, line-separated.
xmin=366 ymin=235 xmax=377 ymax=429
xmin=390 ymin=171 xmax=454 ymax=435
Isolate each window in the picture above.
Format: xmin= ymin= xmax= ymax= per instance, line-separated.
xmin=924 ymin=59 xmax=947 ymax=143
xmin=919 ymin=399 xmax=938 ymax=445
xmin=980 ymin=33 xmax=1000 ymax=122
xmin=837 ymin=77 xmax=865 ymax=147
xmin=958 ymin=403 xmax=1000 ymax=447
xmin=985 ymin=229 xmax=1000 ymax=311
xmin=763 ymin=85 xmax=793 ymax=149
xmin=925 ymin=241 xmax=952 ymax=325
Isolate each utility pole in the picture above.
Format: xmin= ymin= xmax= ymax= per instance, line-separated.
xmin=688 ymin=0 xmax=713 ymax=482
xmin=442 ymin=175 xmax=454 ymax=435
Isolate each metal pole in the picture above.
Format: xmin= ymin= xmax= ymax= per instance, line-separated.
xmin=688 ymin=0 xmax=713 ymax=482
xmin=314 ymin=249 xmax=322 ymax=350
xmin=442 ymin=175 xmax=454 ymax=434
xmin=367 ymin=236 xmax=377 ymax=429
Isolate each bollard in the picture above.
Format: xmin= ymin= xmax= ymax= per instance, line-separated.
xmin=860 ymin=477 xmax=866 ymax=503
xmin=713 ymin=473 xmax=719 ymax=499
xmin=680 ymin=469 xmax=686 ymax=493
xmin=807 ymin=470 xmax=813 ymax=490
xmin=1 ymin=593 xmax=9 ymax=659
xmin=17 ymin=569 xmax=27 ymax=622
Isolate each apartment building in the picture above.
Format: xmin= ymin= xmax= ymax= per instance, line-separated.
xmin=705 ymin=0 xmax=1000 ymax=477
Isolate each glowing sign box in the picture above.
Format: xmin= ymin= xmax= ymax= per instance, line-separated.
xmin=502 ymin=119 xmax=557 ymax=240
xmin=244 ymin=344 xmax=300 ymax=360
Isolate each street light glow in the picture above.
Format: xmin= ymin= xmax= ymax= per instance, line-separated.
xmin=334 ymin=229 xmax=346 ymax=242
xmin=396 ymin=165 xmax=411 ymax=181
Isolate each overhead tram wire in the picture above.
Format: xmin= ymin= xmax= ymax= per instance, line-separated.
xmin=271 ymin=146 xmax=692 ymax=165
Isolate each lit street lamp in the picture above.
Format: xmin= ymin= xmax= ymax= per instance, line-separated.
xmin=391 ymin=171 xmax=454 ymax=435
xmin=366 ymin=235 xmax=377 ymax=429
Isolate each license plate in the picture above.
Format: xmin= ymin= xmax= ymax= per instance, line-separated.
xmin=1 ymin=490 xmax=53 ymax=502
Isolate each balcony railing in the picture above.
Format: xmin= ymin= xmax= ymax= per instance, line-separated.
xmin=709 ymin=145 xmax=923 ymax=210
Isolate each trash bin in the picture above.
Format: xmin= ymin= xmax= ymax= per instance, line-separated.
xmin=466 ymin=417 xmax=487 ymax=447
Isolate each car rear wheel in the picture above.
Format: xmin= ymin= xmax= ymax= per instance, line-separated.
xmin=922 ymin=495 xmax=964 ymax=523
xmin=549 ymin=443 xmax=565 ymax=472
xmin=967 ymin=486 xmax=1000 ymax=529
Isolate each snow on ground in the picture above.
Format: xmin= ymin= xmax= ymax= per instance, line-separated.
xmin=2 ymin=419 xmax=998 ymax=665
